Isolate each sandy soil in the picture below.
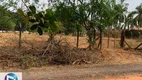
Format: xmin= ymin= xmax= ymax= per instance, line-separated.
xmin=19 ymin=64 xmax=142 ymax=80
xmin=106 ymin=77 xmax=142 ymax=80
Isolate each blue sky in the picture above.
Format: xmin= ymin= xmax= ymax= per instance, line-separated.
xmin=124 ymin=0 xmax=142 ymax=12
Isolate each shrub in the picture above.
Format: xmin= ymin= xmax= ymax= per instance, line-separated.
xmin=125 ymin=30 xmax=142 ymax=38
xmin=125 ymin=30 xmax=132 ymax=38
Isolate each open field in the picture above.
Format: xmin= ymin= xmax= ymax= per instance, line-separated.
xmin=0 ymin=32 xmax=142 ymax=80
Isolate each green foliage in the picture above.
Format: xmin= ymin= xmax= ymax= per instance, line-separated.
xmin=17 ymin=9 xmax=25 ymax=17
xmin=125 ymin=30 xmax=142 ymax=38
xmin=129 ymin=4 xmax=142 ymax=27
xmin=0 ymin=6 xmax=16 ymax=30
xmin=0 ymin=0 xmax=17 ymax=11
xmin=54 ymin=0 xmax=128 ymax=49
xmin=23 ymin=5 xmax=62 ymax=35
xmin=55 ymin=1 xmax=88 ymax=35
xmin=29 ymin=6 xmax=36 ymax=14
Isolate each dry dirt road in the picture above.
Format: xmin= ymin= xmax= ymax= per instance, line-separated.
xmin=22 ymin=64 xmax=142 ymax=80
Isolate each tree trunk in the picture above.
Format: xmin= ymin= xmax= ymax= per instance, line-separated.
xmin=83 ymin=22 xmax=92 ymax=49
xmin=100 ymin=28 xmax=102 ymax=50
xmin=87 ymin=29 xmax=91 ymax=49
xmin=120 ymin=30 xmax=125 ymax=48
xmin=93 ymin=29 xmax=96 ymax=46
xmin=19 ymin=30 xmax=22 ymax=48
xmin=114 ymin=32 xmax=116 ymax=48
xmin=87 ymin=28 xmax=95 ymax=50
xmin=76 ymin=26 xmax=79 ymax=48
xmin=49 ymin=34 xmax=54 ymax=41
xmin=107 ymin=26 xmax=110 ymax=48
xmin=19 ymin=23 xmax=22 ymax=48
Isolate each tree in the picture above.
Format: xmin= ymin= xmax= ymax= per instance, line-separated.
xmin=54 ymin=0 xmax=128 ymax=50
xmin=16 ymin=10 xmax=28 ymax=48
xmin=24 ymin=5 xmax=61 ymax=41
xmin=17 ymin=0 xmax=129 ymax=50
xmin=55 ymin=0 xmax=88 ymax=48
xmin=113 ymin=1 xmax=128 ymax=48
xmin=129 ymin=4 xmax=142 ymax=29
xmin=90 ymin=0 xmax=115 ymax=49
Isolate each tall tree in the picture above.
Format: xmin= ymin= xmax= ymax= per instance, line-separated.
xmin=55 ymin=0 xmax=87 ymax=48
xmin=129 ymin=4 xmax=142 ymax=28
xmin=114 ymin=1 xmax=128 ymax=48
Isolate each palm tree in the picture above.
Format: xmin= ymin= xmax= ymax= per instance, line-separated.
xmin=128 ymin=4 xmax=142 ymax=49
xmin=104 ymin=0 xmax=117 ymax=48
xmin=129 ymin=4 xmax=142 ymax=29
xmin=126 ymin=13 xmax=135 ymax=30
xmin=113 ymin=2 xmax=128 ymax=48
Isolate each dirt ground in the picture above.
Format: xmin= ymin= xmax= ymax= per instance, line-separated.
xmin=106 ymin=76 xmax=142 ymax=80
xmin=0 ymin=32 xmax=142 ymax=80
xmin=1 ymin=64 xmax=141 ymax=80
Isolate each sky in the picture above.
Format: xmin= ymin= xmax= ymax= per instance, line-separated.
xmin=37 ymin=0 xmax=142 ymax=12
xmin=6 ymin=0 xmax=142 ymax=12
xmin=124 ymin=0 xmax=142 ymax=12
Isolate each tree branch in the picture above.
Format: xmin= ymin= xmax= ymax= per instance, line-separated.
xmin=21 ymin=0 xmax=29 ymax=10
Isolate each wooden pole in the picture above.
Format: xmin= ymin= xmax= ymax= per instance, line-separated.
xmin=135 ymin=43 xmax=142 ymax=50
xmin=100 ymin=28 xmax=102 ymax=50
xmin=76 ymin=26 xmax=79 ymax=48
xmin=124 ymin=41 xmax=132 ymax=49
xmin=107 ymin=26 xmax=110 ymax=48
xmin=114 ymin=31 xmax=116 ymax=48
xmin=120 ymin=29 xmax=125 ymax=48
xmin=19 ymin=23 xmax=22 ymax=48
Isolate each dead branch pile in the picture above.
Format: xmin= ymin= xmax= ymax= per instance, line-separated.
xmin=39 ymin=39 xmax=102 ymax=65
xmin=15 ymin=39 xmax=103 ymax=69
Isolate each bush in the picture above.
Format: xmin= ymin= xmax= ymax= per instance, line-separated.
xmin=125 ymin=30 xmax=142 ymax=38
xmin=125 ymin=30 xmax=130 ymax=38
